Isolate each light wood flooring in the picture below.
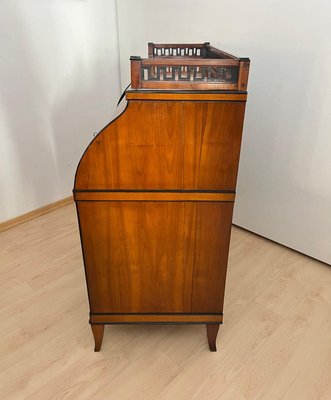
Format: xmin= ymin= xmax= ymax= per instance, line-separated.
xmin=0 ymin=203 xmax=330 ymax=400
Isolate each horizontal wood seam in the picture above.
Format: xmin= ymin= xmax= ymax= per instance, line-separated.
xmin=74 ymin=192 xmax=235 ymax=202
xmin=90 ymin=314 xmax=223 ymax=324
xmin=74 ymin=189 xmax=235 ymax=193
xmin=90 ymin=312 xmax=224 ymax=315
xmin=90 ymin=322 xmax=223 ymax=325
xmin=126 ymin=92 xmax=247 ymax=101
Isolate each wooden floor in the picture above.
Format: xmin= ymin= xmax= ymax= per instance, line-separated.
xmin=0 ymin=204 xmax=330 ymax=400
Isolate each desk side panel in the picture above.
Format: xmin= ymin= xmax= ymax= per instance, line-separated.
xmin=75 ymin=100 xmax=246 ymax=191
xmin=76 ymin=200 xmax=233 ymax=314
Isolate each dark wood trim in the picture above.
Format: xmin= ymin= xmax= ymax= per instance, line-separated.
xmin=148 ymin=42 xmax=153 ymax=58
xmin=91 ymin=324 xmax=104 ymax=352
xmin=141 ymin=58 xmax=239 ymax=66
xmin=75 ymin=202 xmax=93 ymax=312
xmin=91 ymin=312 xmax=223 ymax=316
xmin=126 ymin=89 xmax=247 ymax=95
xmin=91 ymin=322 xmax=223 ymax=325
xmin=149 ymin=43 xmax=208 ymax=50
xmin=130 ymin=43 xmax=249 ymax=90
xmin=74 ymin=189 xmax=235 ymax=193
xmin=126 ymin=92 xmax=247 ymax=101
xmin=238 ymin=60 xmax=250 ymax=91
xmin=130 ymin=56 xmax=142 ymax=89
xmin=206 ymin=44 xmax=240 ymax=60
xmin=90 ymin=314 xmax=223 ymax=324
xmin=139 ymin=82 xmax=238 ymax=91
xmin=206 ymin=324 xmax=220 ymax=351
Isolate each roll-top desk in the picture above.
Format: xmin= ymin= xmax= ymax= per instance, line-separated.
xmin=74 ymin=43 xmax=250 ymax=352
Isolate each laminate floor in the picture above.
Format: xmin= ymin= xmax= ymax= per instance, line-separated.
xmin=0 ymin=204 xmax=330 ymax=399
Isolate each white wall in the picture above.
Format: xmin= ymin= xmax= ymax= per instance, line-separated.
xmin=117 ymin=0 xmax=331 ymax=264
xmin=0 ymin=0 xmax=121 ymax=222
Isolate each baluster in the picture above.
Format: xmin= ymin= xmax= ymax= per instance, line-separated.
xmin=202 ymin=67 xmax=207 ymax=81
xmin=149 ymin=66 xmax=154 ymax=80
xmin=174 ymin=66 xmax=179 ymax=81
xmin=216 ymin=67 xmax=222 ymax=81
xmin=166 ymin=66 xmax=171 ymax=79
xmin=159 ymin=66 xmax=166 ymax=81
xmin=193 ymin=66 xmax=197 ymax=80
xmin=189 ymin=66 xmax=194 ymax=81
xmin=207 ymin=67 xmax=212 ymax=81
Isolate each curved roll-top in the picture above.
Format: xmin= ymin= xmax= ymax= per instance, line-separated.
xmin=74 ymin=91 xmax=246 ymax=192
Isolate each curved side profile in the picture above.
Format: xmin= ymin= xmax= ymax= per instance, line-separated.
xmin=74 ymin=90 xmax=247 ymax=352
xmin=75 ymin=94 xmax=246 ymax=191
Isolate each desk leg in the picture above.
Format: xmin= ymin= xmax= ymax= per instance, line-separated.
xmin=206 ymin=324 xmax=220 ymax=352
xmin=91 ymin=324 xmax=105 ymax=352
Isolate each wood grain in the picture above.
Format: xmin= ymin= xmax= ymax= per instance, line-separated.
xmin=74 ymin=191 xmax=235 ymax=202
xmin=75 ymin=99 xmax=246 ymax=191
xmin=141 ymin=58 xmax=239 ymax=66
xmin=74 ymin=90 xmax=247 ymax=351
xmin=139 ymin=81 xmax=238 ymax=91
xmin=182 ymin=101 xmax=245 ymax=190
xmin=77 ymin=201 xmax=233 ymax=314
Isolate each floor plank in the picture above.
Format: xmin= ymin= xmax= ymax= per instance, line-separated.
xmin=0 ymin=204 xmax=330 ymax=400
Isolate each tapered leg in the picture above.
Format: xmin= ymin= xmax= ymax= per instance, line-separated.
xmin=91 ymin=324 xmax=105 ymax=352
xmin=206 ymin=324 xmax=220 ymax=352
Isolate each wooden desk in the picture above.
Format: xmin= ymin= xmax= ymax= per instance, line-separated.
xmin=74 ymin=43 xmax=249 ymax=352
